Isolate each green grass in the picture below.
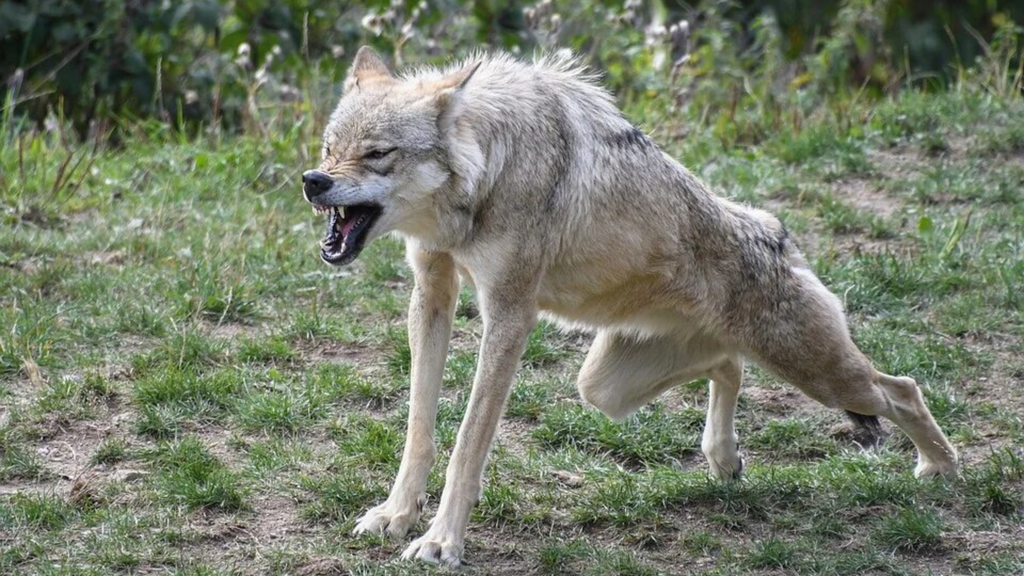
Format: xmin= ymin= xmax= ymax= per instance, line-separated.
xmin=745 ymin=418 xmax=840 ymax=459
xmin=90 ymin=437 xmax=131 ymax=466
xmin=242 ymin=436 xmax=314 ymax=474
xmin=871 ymin=507 xmax=946 ymax=553
xmin=0 ymin=442 xmax=44 ymax=481
xmin=147 ymin=436 xmax=248 ymax=511
xmin=298 ymin=468 xmax=385 ymax=524
xmin=534 ymin=402 xmax=703 ymax=465
xmin=2 ymin=65 xmax=1023 ymax=576
xmin=133 ymin=367 xmax=240 ymax=419
xmin=0 ymin=493 xmax=77 ymax=531
xmin=745 ymin=536 xmax=800 ymax=569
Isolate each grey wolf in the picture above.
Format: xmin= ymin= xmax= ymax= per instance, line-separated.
xmin=300 ymin=46 xmax=958 ymax=566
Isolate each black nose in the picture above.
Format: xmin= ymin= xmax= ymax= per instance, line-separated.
xmin=302 ymin=170 xmax=333 ymax=198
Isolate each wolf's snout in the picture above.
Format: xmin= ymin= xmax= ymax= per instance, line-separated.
xmin=302 ymin=170 xmax=333 ymax=199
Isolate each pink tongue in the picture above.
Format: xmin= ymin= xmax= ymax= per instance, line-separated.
xmin=341 ymin=217 xmax=359 ymax=238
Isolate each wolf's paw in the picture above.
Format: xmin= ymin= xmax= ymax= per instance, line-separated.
xmin=703 ymin=440 xmax=744 ymax=481
xmin=353 ymin=496 xmax=425 ymax=540
xmin=707 ymin=452 xmax=744 ymax=481
xmin=402 ymin=528 xmax=464 ymax=567
xmin=914 ymin=455 xmax=958 ymax=479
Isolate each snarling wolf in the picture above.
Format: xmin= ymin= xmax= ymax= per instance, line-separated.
xmin=301 ymin=47 xmax=958 ymax=566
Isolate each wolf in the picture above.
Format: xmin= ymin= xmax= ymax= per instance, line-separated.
xmin=300 ymin=46 xmax=958 ymax=566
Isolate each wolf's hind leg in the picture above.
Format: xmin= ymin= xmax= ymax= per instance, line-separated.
xmin=747 ymin=280 xmax=958 ymax=477
xmin=576 ymin=330 xmax=723 ymax=422
xmin=858 ymin=372 xmax=958 ymax=477
xmin=577 ymin=331 xmax=744 ymax=479
xmin=819 ymin=366 xmax=957 ymax=477
xmin=702 ymin=356 xmax=744 ymax=480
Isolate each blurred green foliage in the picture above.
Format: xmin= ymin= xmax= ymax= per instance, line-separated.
xmin=0 ymin=0 xmax=1022 ymax=137
xmin=1 ymin=0 xmax=372 ymax=135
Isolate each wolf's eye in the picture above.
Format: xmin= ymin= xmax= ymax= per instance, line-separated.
xmin=364 ymin=148 xmax=396 ymax=161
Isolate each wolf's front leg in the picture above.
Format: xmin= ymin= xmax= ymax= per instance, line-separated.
xmin=403 ymin=296 xmax=537 ymax=566
xmin=354 ymin=249 xmax=458 ymax=539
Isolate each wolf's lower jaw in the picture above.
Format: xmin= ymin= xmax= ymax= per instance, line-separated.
xmin=317 ymin=204 xmax=382 ymax=266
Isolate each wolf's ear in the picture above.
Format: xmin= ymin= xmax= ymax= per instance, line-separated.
xmin=345 ymin=46 xmax=392 ymax=91
xmin=432 ymin=60 xmax=479 ymax=95
xmin=436 ymin=61 xmax=482 ymax=92
xmin=431 ymin=61 xmax=481 ymax=113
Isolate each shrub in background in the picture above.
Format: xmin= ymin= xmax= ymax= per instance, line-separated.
xmin=0 ymin=0 xmax=1021 ymax=139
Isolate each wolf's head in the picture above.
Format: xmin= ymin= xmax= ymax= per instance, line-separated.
xmin=302 ymin=46 xmax=479 ymax=266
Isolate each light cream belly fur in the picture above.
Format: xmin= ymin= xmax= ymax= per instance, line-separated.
xmin=538 ymin=282 xmax=696 ymax=338
xmin=533 ymin=241 xmax=695 ymax=333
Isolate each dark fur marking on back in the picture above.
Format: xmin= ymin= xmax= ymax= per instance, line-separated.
xmin=756 ymin=225 xmax=788 ymax=256
xmin=608 ymin=126 xmax=654 ymax=150
xmin=546 ymin=96 xmax=573 ymax=209
xmin=777 ymin=225 xmax=789 ymax=253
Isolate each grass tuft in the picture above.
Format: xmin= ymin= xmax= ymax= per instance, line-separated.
xmin=238 ymin=335 xmax=297 ymax=365
xmin=132 ymin=330 xmax=227 ymax=374
xmin=871 ymin=507 xmax=945 ymax=552
xmin=91 ymin=436 xmax=131 ymax=466
xmin=133 ymin=367 xmax=240 ymax=421
xmin=299 ymin=469 xmax=384 ymax=524
xmin=148 ymin=436 xmax=247 ymax=511
xmin=0 ymin=428 xmax=44 ymax=481
xmin=522 ymin=322 xmax=570 ymax=367
xmin=333 ymin=415 xmax=402 ymax=471
xmin=746 ymin=537 xmax=800 ymax=569
xmin=746 ymin=418 xmax=839 ymax=459
xmin=0 ymin=493 xmax=76 ymax=531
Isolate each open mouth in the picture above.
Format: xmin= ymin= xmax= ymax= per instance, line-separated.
xmin=314 ymin=204 xmax=382 ymax=266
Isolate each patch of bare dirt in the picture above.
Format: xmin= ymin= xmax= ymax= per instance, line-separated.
xmin=202 ymin=320 xmax=264 ymax=340
xmin=35 ymin=420 xmax=109 ymax=480
xmin=742 ymin=380 xmax=826 ymax=422
xmin=177 ymin=492 xmax=315 ymax=575
xmin=194 ymin=425 xmax=245 ymax=468
xmin=943 ymin=527 xmax=1024 ymax=566
xmin=299 ymin=340 xmax=375 ymax=366
xmin=869 ymin=146 xmax=928 ymax=180
xmin=1 ymin=376 xmax=43 ymax=423
xmin=834 ymin=177 xmax=904 ymax=219
xmin=953 ymin=335 xmax=1024 ymax=467
xmin=294 ymin=557 xmax=349 ymax=575
xmin=79 ymin=250 xmax=127 ymax=267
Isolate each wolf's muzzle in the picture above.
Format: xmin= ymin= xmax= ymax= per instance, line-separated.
xmin=302 ymin=170 xmax=333 ymax=201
